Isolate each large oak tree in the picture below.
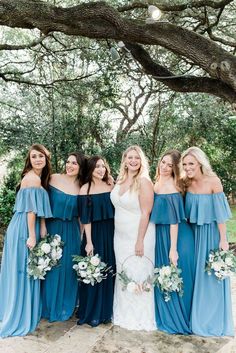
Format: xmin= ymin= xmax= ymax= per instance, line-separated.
xmin=0 ymin=0 xmax=236 ymax=103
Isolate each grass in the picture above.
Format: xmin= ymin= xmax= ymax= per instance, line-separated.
xmin=228 ymin=206 xmax=236 ymax=243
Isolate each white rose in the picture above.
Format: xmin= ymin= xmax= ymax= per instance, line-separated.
xmin=90 ymin=255 xmax=100 ymax=266
xmin=41 ymin=243 xmax=51 ymax=254
xmin=78 ymin=262 xmax=87 ymax=270
xmin=126 ymin=281 xmax=137 ymax=293
xmin=56 ymin=248 xmax=62 ymax=259
xmin=54 ymin=234 xmax=61 ymax=242
xmin=51 ymin=249 xmax=58 ymax=261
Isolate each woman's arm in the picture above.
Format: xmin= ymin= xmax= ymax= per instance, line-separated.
xmin=40 ymin=218 xmax=47 ymax=238
xmin=135 ymin=178 xmax=154 ymax=257
xmin=169 ymin=224 xmax=179 ymax=266
xmin=84 ymin=223 xmax=94 ymax=256
xmin=212 ymin=177 xmax=229 ymax=251
xmin=27 ymin=212 xmax=37 ymax=249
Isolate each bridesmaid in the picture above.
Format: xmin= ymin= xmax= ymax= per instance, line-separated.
xmin=150 ymin=149 xmax=194 ymax=334
xmin=0 ymin=144 xmax=52 ymax=337
xmin=41 ymin=152 xmax=86 ymax=322
xmin=182 ymin=146 xmax=234 ymax=337
xmin=76 ymin=156 xmax=115 ymax=327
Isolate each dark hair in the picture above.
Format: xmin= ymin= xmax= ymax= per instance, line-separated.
xmin=19 ymin=144 xmax=52 ymax=190
xmin=66 ymin=152 xmax=87 ymax=187
xmin=156 ymin=149 xmax=183 ymax=192
xmin=85 ymin=155 xmax=111 ymax=194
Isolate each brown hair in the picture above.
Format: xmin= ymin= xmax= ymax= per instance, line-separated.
xmin=155 ymin=149 xmax=183 ymax=193
xmin=66 ymin=152 xmax=87 ymax=187
xmin=85 ymin=155 xmax=111 ymax=194
xmin=20 ymin=144 xmax=52 ymax=189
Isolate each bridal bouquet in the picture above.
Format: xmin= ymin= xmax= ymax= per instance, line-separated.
xmin=27 ymin=234 xmax=64 ymax=280
xmin=153 ymin=264 xmax=183 ymax=302
xmin=118 ymin=271 xmax=153 ymax=294
xmin=205 ymin=249 xmax=236 ymax=280
xmin=72 ymin=254 xmax=113 ymax=286
xmin=118 ymin=255 xmax=154 ymax=294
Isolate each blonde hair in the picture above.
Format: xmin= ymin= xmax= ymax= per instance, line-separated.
xmin=181 ymin=147 xmax=216 ymax=189
xmin=155 ymin=149 xmax=183 ymax=193
xmin=117 ymin=145 xmax=150 ymax=191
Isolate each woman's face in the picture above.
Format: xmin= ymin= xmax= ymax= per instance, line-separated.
xmin=66 ymin=155 xmax=80 ymax=177
xmin=125 ymin=150 xmax=141 ymax=172
xmin=159 ymin=154 xmax=173 ymax=177
xmin=182 ymin=154 xmax=201 ymax=178
xmin=92 ymin=159 xmax=106 ymax=180
xmin=30 ymin=149 xmax=46 ymax=172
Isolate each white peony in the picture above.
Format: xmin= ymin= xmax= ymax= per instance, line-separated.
xmin=126 ymin=281 xmax=137 ymax=293
xmin=41 ymin=243 xmax=51 ymax=254
xmin=90 ymin=255 xmax=100 ymax=266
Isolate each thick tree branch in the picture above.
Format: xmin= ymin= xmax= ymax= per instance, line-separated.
xmin=125 ymin=43 xmax=236 ymax=103
xmin=118 ymin=0 xmax=234 ymax=12
xmin=0 ymin=35 xmax=47 ymax=50
xmin=0 ymin=0 xmax=235 ymax=101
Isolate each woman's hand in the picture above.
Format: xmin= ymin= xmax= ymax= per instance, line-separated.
xmin=26 ymin=236 xmax=36 ymax=250
xmin=85 ymin=242 xmax=94 ymax=256
xmin=135 ymin=239 xmax=144 ymax=257
xmin=219 ymin=240 xmax=229 ymax=251
xmin=169 ymin=249 xmax=179 ymax=266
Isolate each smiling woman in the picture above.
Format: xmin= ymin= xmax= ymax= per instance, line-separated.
xmin=41 ymin=152 xmax=86 ymax=322
xmin=0 ymin=144 xmax=52 ymax=338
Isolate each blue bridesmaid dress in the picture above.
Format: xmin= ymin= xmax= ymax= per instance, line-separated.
xmin=185 ymin=192 xmax=234 ymax=337
xmin=41 ymin=185 xmax=81 ymax=322
xmin=150 ymin=193 xmax=195 ymax=334
xmin=77 ymin=192 xmax=115 ymax=327
xmin=0 ymin=187 xmax=52 ymax=337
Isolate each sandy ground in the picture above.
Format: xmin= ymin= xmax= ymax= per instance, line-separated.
xmin=0 ymin=277 xmax=235 ymax=353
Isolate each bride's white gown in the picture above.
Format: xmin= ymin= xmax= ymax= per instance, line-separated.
xmin=110 ymin=184 xmax=156 ymax=331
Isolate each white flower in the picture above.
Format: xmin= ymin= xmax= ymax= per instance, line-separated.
xmin=212 ymin=262 xmax=223 ymax=272
xmin=80 ymin=271 xmax=87 ymax=278
xmin=78 ymin=262 xmax=87 ymax=270
xmin=160 ymin=266 xmax=171 ymax=277
xmin=90 ymin=255 xmax=100 ymax=266
xmin=83 ymin=279 xmax=91 ymax=284
xmin=126 ymin=281 xmax=137 ymax=293
xmin=225 ymin=257 xmax=233 ymax=266
xmin=51 ymin=248 xmax=58 ymax=261
xmin=41 ymin=243 xmax=51 ymax=254
xmin=158 ymin=276 xmax=163 ymax=285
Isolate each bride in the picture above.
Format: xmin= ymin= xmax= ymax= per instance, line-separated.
xmin=110 ymin=145 xmax=156 ymax=331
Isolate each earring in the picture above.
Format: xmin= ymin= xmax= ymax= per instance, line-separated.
xmin=125 ymin=165 xmax=128 ymax=170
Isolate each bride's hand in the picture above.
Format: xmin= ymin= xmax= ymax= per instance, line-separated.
xmin=135 ymin=240 xmax=144 ymax=257
xmin=85 ymin=242 xmax=94 ymax=256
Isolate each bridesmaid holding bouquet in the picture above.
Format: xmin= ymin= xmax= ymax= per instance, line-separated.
xmin=150 ymin=149 xmax=194 ymax=334
xmin=0 ymin=144 xmax=52 ymax=337
xmin=41 ymin=152 xmax=86 ymax=322
xmin=182 ymin=146 xmax=234 ymax=337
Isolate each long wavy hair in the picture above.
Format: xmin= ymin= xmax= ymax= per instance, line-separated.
xmin=155 ymin=149 xmax=183 ymax=193
xmin=181 ymin=146 xmax=216 ymax=189
xmin=65 ymin=152 xmax=87 ymax=187
xmin=117 ymin=145 xmax=150 ymax=192
xmin=85 ymin=155 xmax=111 ymax=194
xmin=20 ymin=144 xmax=52 ymax=190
